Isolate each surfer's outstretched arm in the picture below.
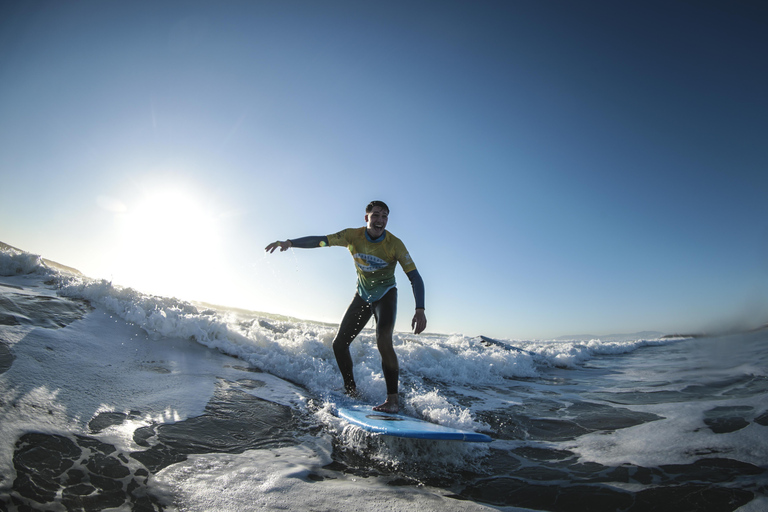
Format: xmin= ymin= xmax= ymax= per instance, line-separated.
xmin=265 ymin=236 xmax=329 ymax=253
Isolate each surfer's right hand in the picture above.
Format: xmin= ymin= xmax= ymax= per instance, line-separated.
xmin=265 ymin=240 xmax=292 ymax=253
xmin=412 ymin=309 xmax=427 ymax=334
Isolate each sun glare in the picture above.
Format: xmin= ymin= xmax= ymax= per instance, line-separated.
xmin=113 ymin=184 xmax=226 ymax=302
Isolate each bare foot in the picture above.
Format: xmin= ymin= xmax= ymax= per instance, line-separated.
xmin=372 ymin=396 xmax=399 ymax=414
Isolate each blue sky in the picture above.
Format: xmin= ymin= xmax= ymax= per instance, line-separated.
xmin=1 ymin=1 xmax=767 ymax=339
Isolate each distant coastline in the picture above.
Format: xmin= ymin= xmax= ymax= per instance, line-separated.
xmin=554 ymin=331 xmax=664 ymax=342
xmin=661 ymin=323 xmax=768 ymax=339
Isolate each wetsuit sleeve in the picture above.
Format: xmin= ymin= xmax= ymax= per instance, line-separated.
xmin=288 ymin=236 xmax=329 ymax=248
xmin=406 ymin=269 xmax=425 ymax=310
xmin=326 ymin=229 xmax=352 ymax=247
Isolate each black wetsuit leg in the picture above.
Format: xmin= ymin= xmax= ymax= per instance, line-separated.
xmin=332 ymin=288 xmax=399 ymax=395
xmin=372 ymin=288 xmax=398 ymax=395
xmin=332 ymin=294 xmax=373 ymax=394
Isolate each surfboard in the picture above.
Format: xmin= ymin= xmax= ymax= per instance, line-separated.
xmin=336 ymin=404 xmax=492 ymax=442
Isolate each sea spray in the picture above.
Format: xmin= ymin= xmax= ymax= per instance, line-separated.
xmin=0 ymin=246 xmax=46 ymax=276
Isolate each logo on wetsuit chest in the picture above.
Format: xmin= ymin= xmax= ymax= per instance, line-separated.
xmin=353 ymin=253 xmax=388 ymax=272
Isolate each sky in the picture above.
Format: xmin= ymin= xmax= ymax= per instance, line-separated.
xmin=1 ymin=0 xmax=767 ymax=339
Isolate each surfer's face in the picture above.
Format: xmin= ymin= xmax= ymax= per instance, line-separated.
xmin=365 ymin=206 xmax=388 ymax=238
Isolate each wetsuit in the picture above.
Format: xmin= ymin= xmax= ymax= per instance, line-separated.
xmin=289 ymin=229 xmax=424 ymax=395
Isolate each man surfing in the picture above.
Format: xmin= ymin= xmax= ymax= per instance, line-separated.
xmin=265 ymin=200 xmax=426 ymax=413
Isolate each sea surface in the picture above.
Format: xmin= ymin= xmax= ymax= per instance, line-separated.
xmin=1 ymin=246 xmax=766 ymax=511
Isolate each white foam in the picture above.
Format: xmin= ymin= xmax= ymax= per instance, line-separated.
xmin=569 ymin=398 xmax=768 ymax=468
xmin=0 ymin=247 xmax=47 ymax=277
xmin=0 ymin=307 xmax=255 ymax=478
xmin=518 ymin=337 xmax=673 ymax=368
xmin=151 ymin=436 xmax=500 ymax=512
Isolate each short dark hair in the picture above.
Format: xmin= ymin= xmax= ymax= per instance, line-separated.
xmin=366 ymin=200 xmax=389 ymax=214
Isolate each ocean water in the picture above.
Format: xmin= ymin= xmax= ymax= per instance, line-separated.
xmin=0 ymin=245 xmax=766 ymax=512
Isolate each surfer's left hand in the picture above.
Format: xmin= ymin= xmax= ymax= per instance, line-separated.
xmin=412 ymin=309 xmax=427 ymax=334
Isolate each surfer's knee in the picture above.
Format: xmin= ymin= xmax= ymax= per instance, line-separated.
xmin=378 ymin=342 xmax=398 ymax=370
xmin=332 ymin=338 xmax=350 ymax=360
xmin=376 ymin=334 xmax=395 ymax=355
xmin=332 ymin=329 xmax=357 ymax=351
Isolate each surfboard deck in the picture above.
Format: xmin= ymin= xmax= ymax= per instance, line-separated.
xmin=337 ymin=404 xmax=492 ymax=442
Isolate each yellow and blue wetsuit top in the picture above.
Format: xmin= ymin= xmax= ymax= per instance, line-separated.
xmin=326 ymin=227 xmax=417 ymax=303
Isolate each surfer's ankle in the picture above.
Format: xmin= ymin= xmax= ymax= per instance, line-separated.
xmin=344 ymin=386 xmax=361 ymax=399
xmin=372 ymin=394 xmax=399 ymax=413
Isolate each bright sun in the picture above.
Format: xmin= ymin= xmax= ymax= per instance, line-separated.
xmin=113 ymin=184 xmax=225 ymax=302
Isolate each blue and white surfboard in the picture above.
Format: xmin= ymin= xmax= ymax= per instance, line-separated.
xmin=337 ymin=405 xmax=492 ymax=442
